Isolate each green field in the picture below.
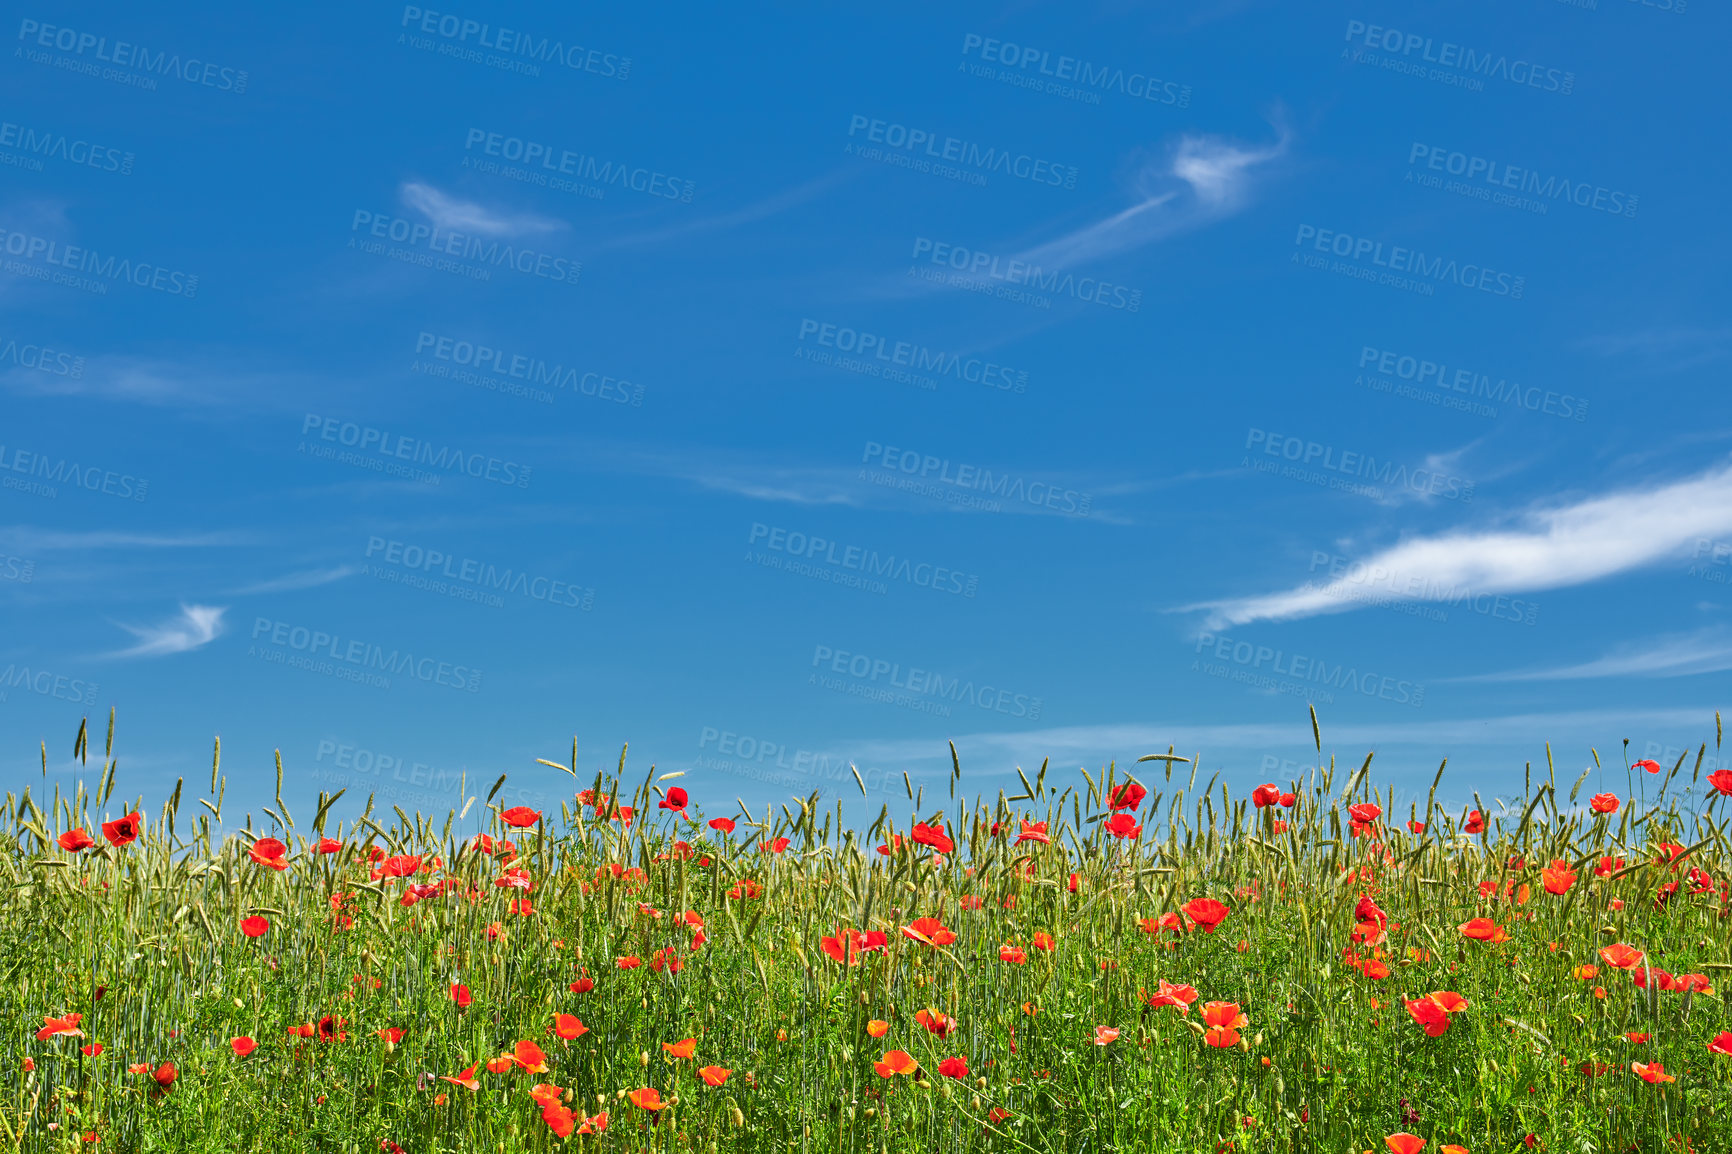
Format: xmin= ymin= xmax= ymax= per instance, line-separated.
xmin=5 ymin=711 xmax=1732 ymax=1153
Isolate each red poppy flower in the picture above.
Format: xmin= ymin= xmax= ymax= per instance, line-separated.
xmin=759 ymin=836 xmax=791 ymax=854
xmin=662 ymin=1038 xmax=696 ymax=1059
xmin=1108 ymin=781 xmax=1146 ymax=811
xmin=512 ymin=1040 xmax=548 ymax=1073
xmin=570 ymin=976 xmax=594 ymax=994
xmin=902 ymin=917 xmax=957 ymax=947
xmin=999 ymin=943 xmax=1027 ymax=964
xmin=1385 ymin=1135 xmax=1426 ymax=1154
xmin=658 ymin=787 xmax=688 ymax=812
xmin=698 ymin=1064 xmax=730 ymax=1086
xmin=1348 ymin=803 xmax=1382 ymax=824
xmin=1182 ymin=898 xmax=1230 ymax=934
xmin=936 ymin=1056 xmax=970 ymax=1079
xmin=248 ymin=837 xmax=289 ymax=870
xmin=873 ymin=1050 xmax=918 ymax=1078
xmin=450 ymin=983 xmax=473 ymax=1007
xmin=440 ymin=1063 xmax=481 ymax=1091
xmin=376 ymin=1027 xmax=404 ymax=1044
xmin=101 ymin=813 xmax=142 ymax=847
xmin=627 ymin=1088 xmax=666 ymax=1111
xmin=1279 ymin=791 xmax=1296 ymax=807
xmin=1632 ymin=1061 xmax=1674 ymax=1083
xmin=616 ymin=955 xmax=642 ymax=969
xmin=575 ymin=1110 xmax=608 ymax=1135
xmin=553 ymin=1014 xmax=588 ymax=1040
xmin=1252 ymin=784 xmax=1281 ymax=808
xmin=1459 ymin=917 xmax=1507 ymax=943
xmin=485 ymin=1054 xmax=514 ymax=1074
xmin=230 ymin=1036 xmax=255 ymax=1057
xmin=1032 ymin=931 xmax=1056 ymax=951
xmin=36 ymin=1013 xmax=84 ymax=1041
xmin=1589 ymin=792 xmax=1619 ymax=814
xmin=81 ymin=1043 xmax=102 ymax=1057
xmin=152 ymin=1062 xmax=177 ymax=1088
xmin=1016 ymin=820 xmax=1051 ymax=845
xmin=314 ymin=836 xmax=342 ymax=853
xmin=1093 ymin=1026 xmax=1120 ymax=1046
xmin=1708 ymin=770 xmax=1732 ymax=797
xmin=1707 ymin=1031 xmax=1732 ymax=1055
xmin=1354 ymin=895 xmax=1387 ymax=926
xmin=1463 ymin=810 xmax=1485 ymax=835
xmin=911 ymin=822 xmax=954 ymax=853
xmin=1104 ymin=813 xmax=1142 ymax=839
xmin=820 ymin=928 xmax=866 ymax=966
xmin=1599 ymin=943 xmax=1645 ymax=970
xmin=499 ymin=806 xmax=541 ymax=828
xmin=1405 ymin=997 xmax=1450 ymax=1037
xmin=1145 ymin=981 xmax=1199 ymax=1014
xmin=1406 ymin=820 xmax=1425 ymax=834
xmin=916 ymin=1008 xmax=959 ymax=1037
xmin=240 ymin=915 xmax=269 ymax=938
xmin=707 ymin=816 xmax=735 ymax=834
xmin=58 ymin=829 xmax=95 ymax=853
xmin=1201 ymin=1001 xmax=1247 ymax=1048
xmin=1634 ymin=758 xmax=1661 ymax=774
xmin=1542 ymin=861 xmax=1577 ymax=895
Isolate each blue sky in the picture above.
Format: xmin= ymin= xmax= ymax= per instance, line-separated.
xmin=2 ymin=0 xmax=1729 ymax=833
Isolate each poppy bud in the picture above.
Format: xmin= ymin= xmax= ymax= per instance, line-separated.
xmin=975 ymin=1076 xmax=986 ymax=1090
xmin=639 ymin=1050 xmax=649 ymax=1066
xmin=730 ymin=1107 xmax=745 ymax=1127
xmin=971 ymin=1096 xmax=981 ymax=1111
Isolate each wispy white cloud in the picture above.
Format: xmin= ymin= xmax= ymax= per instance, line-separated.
xmin=1187 ymin=459 xmax=1732 ymax=628
xmin=595 ymin=169 xmax=856 ymax=251
xmin=229 ymin=566 xmax=358 ymax=596
xmin=400 ymin=181 xmax=563 ymax=237
xmin=0 ymin=527 xmax=244 ymax=552
xmin=1011 ymin=125 xmax=1288 ymax=271
xmin=1450 ymin=627 xmax=1732 ymax=683
xmin=104 ymin=604 xmax=227 ymax=659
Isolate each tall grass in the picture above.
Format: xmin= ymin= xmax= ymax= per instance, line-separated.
xmin=4 ymin=709 xmax=1731 ymax=1153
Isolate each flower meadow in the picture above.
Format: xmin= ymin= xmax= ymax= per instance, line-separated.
xmin=6 ymin=711 xmax=1732 ymax=1154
